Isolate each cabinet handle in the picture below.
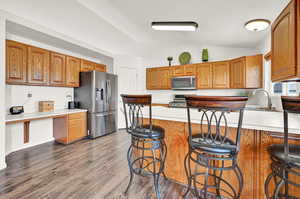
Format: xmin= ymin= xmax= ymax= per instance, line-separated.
xmin=270 ymin=134 xmax=300 ymax=141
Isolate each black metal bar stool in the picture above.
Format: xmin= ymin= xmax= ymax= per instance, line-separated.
xmin=121 ymin=94 xmax=167 ymax=199
xmin=265 ymin=96 xmax=300 ymax=199
xmin=183 ymin=96 xmax=248 ymax=199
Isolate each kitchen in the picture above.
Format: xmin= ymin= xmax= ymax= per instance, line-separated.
xmin=0 ymin=0 xmax=300 ymax=199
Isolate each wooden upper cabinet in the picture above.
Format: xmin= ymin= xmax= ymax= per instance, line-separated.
xmin=230 ymin=55 xmax=262 ymax=89
xmin=172 ymin=66 xmax=185 ymax=76
xmin=95 ymin=63 xmax=106 ymax=72
xmin=27 ymin=46 xmax=50 ymax=85
xmin=271 ymin=0 xmax=297 ymax=81
xmin=184 ymin=64 xmax=196 ymax=75
xmin=159 ymin=67 xmax=171 ymax=89
xmin=50 ymin=52 xmax=66 ymax=86
xmin=212 ymin=61 xmax=230 ymax=88
xmin=172 ymin=64 xmax=196 ymax=76
xmin=146 ymin=67 xmax=170 ymax=90
xmin=80 ymin=59 xmax=95 ymax=72
xmin=6 ymin=40 xmax=27 ymax=84
xmin=230 ymin=57 xmax=246 ymax=88
xmin=146 ymin=68 xmax=158 ymax=90
xmin=196 ymin=63 xmax=213 ymax=89
xmin=66 ymin=56 xmax=80 ymax=87
xmin=245 ymin=55 xmax=263 ymax=88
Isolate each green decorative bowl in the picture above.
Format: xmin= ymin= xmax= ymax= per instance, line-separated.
xmin=179 ymin=52 xmax=191 ymax=65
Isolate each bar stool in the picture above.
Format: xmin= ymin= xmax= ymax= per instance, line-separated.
xmin=183 ymin=96 xmax=248 ymax=199
xmin=265 ymin=96 xmax=300 ymax=199
xmin=121 ymin=94 xmax=167 ymax=199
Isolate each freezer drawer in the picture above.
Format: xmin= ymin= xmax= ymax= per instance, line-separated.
xmin=88 ymin=112 xmax=117 ymax=138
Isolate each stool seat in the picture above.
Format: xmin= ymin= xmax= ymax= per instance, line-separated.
xmin=130 ymin=124 xmax=165 ymax=139
xmin=268 ymin=144 xmax=300 ymax=167
xmin=190 ymin=134 xmax=236 ymax=154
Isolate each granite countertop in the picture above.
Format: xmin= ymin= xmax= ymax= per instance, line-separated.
xmin=6 ymin=109 xmax=88 ymax=124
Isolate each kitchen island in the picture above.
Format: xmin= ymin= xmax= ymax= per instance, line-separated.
xmin=144 ymin=105 xmax=300 ymax=199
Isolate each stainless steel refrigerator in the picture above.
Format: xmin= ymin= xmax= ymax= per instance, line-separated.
xmin=74 ymin=71 xmax=118 ymax=138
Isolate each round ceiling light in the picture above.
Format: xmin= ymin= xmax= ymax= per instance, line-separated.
xmin=244 ymin=19 xmax=271 ymax=32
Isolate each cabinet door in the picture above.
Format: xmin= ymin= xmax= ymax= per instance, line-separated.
xmin=81 ymin=59 xmax=95 ymax=72
xmin=6 ymin=40 xmax=27 ymax=84
xmin=184 ymin=64 xmax=196 ymax=75
xmin=146 ymin=68 xmax=155 ymax=90
xmin=245 ymin=54 xmax=263 ymax=88
xmin=271 ymin=0 xmax=296 ymax=81
xmin=50 ymin=53 xmax=66 ymax=86
xmin=172 ymin=66 xmax=185 ymax=76
xmin=66 ymin=56 xmax=80 ymax=87
xmin=212 ymin=61 xmax=230 ymax=88
xmin=95 ymin=63 xmax=106 ymax=72
xmin=196 ymin=63 xmax=212 ymax=89
xmin=230 ymin=57 xmax=245 ymax=88
xmin=158 ymin=67 xmax=171 ymax=89
xmin=27 ymin=46 xmax=50 ymax=85
xmin=68 ymin=112 xmax=87 ymax=143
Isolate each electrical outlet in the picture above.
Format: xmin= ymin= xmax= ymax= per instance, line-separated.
xmin=27 ymin=93 xmax=32 ymax=98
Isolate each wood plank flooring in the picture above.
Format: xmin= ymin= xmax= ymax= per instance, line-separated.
xmin=0 ymin=131 xmax=193 ymax=199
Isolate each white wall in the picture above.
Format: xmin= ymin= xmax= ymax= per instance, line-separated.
xmin=5 ymin=85 xmax=73 ymax=114
xmin=0 ymin=15 xmax=6 ymax=170
xmin=0 ymin=0 xmax=142 ymax=56
xmin=6 ymin=119 xmax=53 ymax=155
xmin=142 ymin=43 xmax=260 ymax=67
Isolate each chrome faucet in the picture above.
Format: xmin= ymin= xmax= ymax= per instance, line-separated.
xmin=252 ymin=89 xmax=272 ymax=109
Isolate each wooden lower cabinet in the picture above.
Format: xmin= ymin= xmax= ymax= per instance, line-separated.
xmin=53 ymin=112 xmax=87 ymax=144
xmin=143 ymin=118 xmax=300 ymax=199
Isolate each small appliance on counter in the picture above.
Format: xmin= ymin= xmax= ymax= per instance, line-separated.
xmin=68 ymin=101 xmax=80 ymax=109
xmin=9 ymin=106 xmax=24 ymax=115
xmin=169 ymin=94 xmax=194 ymax=108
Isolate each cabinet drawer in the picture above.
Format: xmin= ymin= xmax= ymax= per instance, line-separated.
xmin=68 ymin=112 xmax=86 ymax=120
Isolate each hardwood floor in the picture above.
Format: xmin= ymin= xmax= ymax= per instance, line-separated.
xmin=0 ymin=131 xmax=191 ymax=199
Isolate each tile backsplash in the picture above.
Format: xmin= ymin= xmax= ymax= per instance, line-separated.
xmin=5 ymin=85 xmax=73 ymax=114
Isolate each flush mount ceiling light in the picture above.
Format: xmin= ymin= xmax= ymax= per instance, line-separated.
xmin=151 ymin=21 xmax=198 ymax=31
xmin=244 ymin=19 xmax=271 ymax=32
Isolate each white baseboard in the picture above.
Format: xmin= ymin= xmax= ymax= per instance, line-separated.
xmin=5 ymin=138 xmax=55 ymax=156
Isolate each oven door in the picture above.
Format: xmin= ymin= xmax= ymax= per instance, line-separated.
xmin=171 ymin=76 xmax=196 ymax=90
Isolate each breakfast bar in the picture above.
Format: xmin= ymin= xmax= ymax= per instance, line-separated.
xmin=142 ymin=105 xmax=300 ymax=199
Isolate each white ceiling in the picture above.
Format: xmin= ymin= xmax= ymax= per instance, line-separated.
xmin=81 ymin=0 xmax=290 ymax=48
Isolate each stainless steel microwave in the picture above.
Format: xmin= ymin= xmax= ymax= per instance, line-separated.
xmin=171 ymin=76 xmax=196 ymax=90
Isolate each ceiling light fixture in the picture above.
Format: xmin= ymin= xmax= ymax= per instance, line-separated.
xmin=151 ymin=21 xmax=198 ymax=31
xmin=244 ymin=19 xmax=271 ymax=32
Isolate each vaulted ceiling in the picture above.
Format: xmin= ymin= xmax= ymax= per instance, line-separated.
xmin=78 ymin=0 xmax=290 ymax=48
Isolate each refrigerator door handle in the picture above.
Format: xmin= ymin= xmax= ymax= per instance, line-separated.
xmin=106 ymin=80 xmax=111 ymax=103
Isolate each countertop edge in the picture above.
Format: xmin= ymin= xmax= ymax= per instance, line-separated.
xmin=5 ymin=109 xmax=88 ymax=123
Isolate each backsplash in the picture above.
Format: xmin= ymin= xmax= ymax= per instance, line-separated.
xmin=5 ymin=85 xmax=73 ymax=114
